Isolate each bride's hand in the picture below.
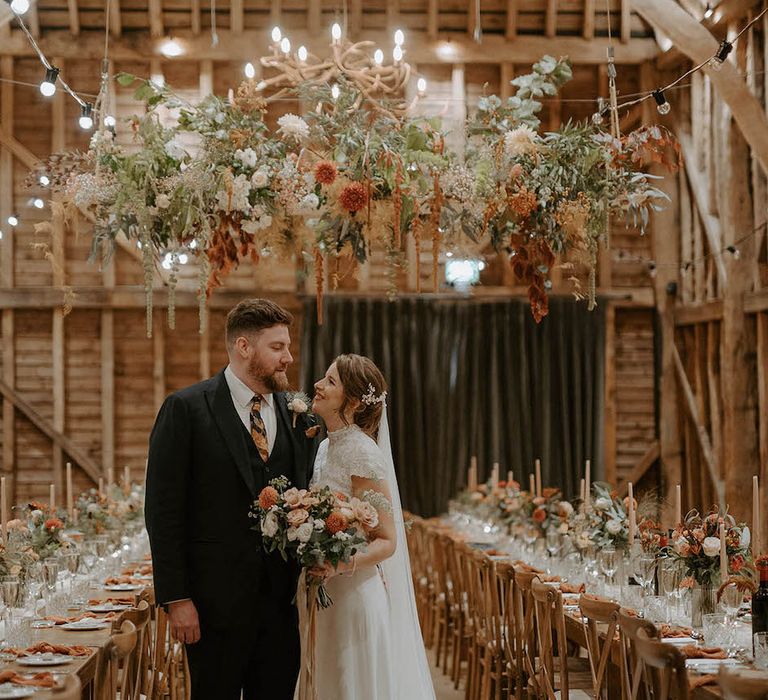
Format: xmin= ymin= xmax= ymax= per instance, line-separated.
xmin=308 ymin=562 xmax=337 ymax=579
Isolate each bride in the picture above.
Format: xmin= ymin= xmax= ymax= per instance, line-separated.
xmin=306 ymin=353 xmax=436 ymax=700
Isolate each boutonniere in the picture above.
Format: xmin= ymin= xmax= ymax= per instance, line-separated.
xmin=286 ymin=391 xmax=313 ymax=428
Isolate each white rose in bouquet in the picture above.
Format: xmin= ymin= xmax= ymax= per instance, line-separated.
xmin=235 ymin=147 xmax=258 ymax=168
xmin=296 ymin=522 xmax=314 ymax=543
xmin=606 ymin=519 xmax=623 ymax=535
xmin=594 ymin=497 xmax=612 ymax=511
xmin=261 ymin=510 xmax=279 ymax=537
xmin=702 ymin=536 xmax=721 ymax=557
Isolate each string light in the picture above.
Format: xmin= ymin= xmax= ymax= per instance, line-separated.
xmin=708 ymin=40 xmax=733 ymax=71
xmin=79 ymin=103 xmax=94 ymax=130
xmin=726 ymin=245 xmax=741 ymax=260
xmin=103 ymin=114 xmax=116 ymax=128
xmin=374 ymin=49 xmax=384 ymax=66
xmin=178 ymin=253 xmax=189 ymax=265
xmin=417 ymin=77 xmax=427 ymax=96
xmin=704 ymin=4 xmax=713 ymax=19
xmin=159 ymin=39 xmax=184 ymax=58
xmin=297 ymin=46 xmax=308 ymax=63
xmin=271 ymin=26 xmax=282 ymax=44
xmin=32 ymin=198 xmax=44 ymax=209
xmin=7 ymin=0 xmax=29 ymax=15
xmin=331 ymin=84 xmax=340 ymax=101
xmin=652 ymin=89 xmax=671 ymax=115
xmin=38 ymin=175 xmax=50 ymax=187
xmin=331 ymin=22 xmax=342 ymax=42
xmin=39 ymin=67 xmax=59 ymax=97
xmin=394 ymin=29 xmax=405 ymax=46
xmin=7 ymin=216 xmax=18 ymax=227
xmin=393 ymin=45 xmax=403 ymax=62
xmin=280 ymin=37 xmax=291 ymax=55
xmin=244 ymin=62 xmax=256 ymax=79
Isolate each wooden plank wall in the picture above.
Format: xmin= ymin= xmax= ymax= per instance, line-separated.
xmin=0 ymin=52 xmax=658 ymax=503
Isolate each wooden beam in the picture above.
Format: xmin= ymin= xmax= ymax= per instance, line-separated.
xmin=27 ymin=2 xmax=39 ymax=37
xmin=0 ymin=57 xmax=15 ymax=499
xmin=746 ymin=289 xmax=768 ymax=313
xmin=200 ymin=319 xmax=210 ymax=380
xmin=500 ymin=63 xmax=514 ymax=100
xmin=427 ymin=0 xmax=438 ymax=40
xmin=0 ymin=380 xmax=101 ymax=482
xmin=506 ymin=0 xmax=518 ymax=38
xmin=148 ymin=0 xmax=163 ymax=38
xmin=545 ymin=0 xmax=557 ymax=38
xmin=108 ymin=0 xmax=121 ymax=37
xmin=631 ymin=0 xmax=768 ymax=175
xmin=676 ymin=130 xmax=728 ymax=288
xmin=619 ymin=440 xmax=660 ymax=496
xmin=758 ymin=312 xmax=768 ymax=542
xmin=199 ymin=59 xmax=213 ymax=98
xmin=270 ymin=0 xmax=282 ymax=28
xmin=100 ymin=256 xmax=115 ymax=485
xmin=621 ymin=0 xmax=632 ymax=43
xmin=672 ymin=343 xmax=725 ymax=511
xmin=349 ymin=0 xmax=362 ymax=38
xmin=306 ymin=0 xmax=320 ymax=36
xmin=583 ymin=0 xmax=595 ymax=39
xmin=0 ymin=122 xmax=39 ymax=169
xmin=674 ymin=299 xmax=723 ymax=325
xmin=604 ymin=303 xmax=617 ymax=485
xmin=231 ymin=0 xmax=244 ymax=34
xmin=386 ymin=0 xmax=400 ymax=32
xmin=66 ymin=0 xmax=80 ymax=35
xmin=1 ymin=30 xmax=661 ymax=65
xmin=190 ymin=0 xmax=201 ymax=35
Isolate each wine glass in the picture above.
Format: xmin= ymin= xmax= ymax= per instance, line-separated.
xmin=721 ymin=582 xmax=742 ymax=626
xmin=632 ymin=553 xmax=657 ymax=598
xmin=42 ymin=558 xmax=59 ymax=594
xmin=598 ymin=547 xmax=618 ymax=586
xmin=1 ymin=577 xmax=20 ymax=609
xmin=546 ymin=529 xmax=561 ymax=558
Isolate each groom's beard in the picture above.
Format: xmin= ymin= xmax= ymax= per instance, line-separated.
xmin=247 ymin=357 xmax=289 ymax=392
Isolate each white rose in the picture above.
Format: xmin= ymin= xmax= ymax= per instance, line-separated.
xmin=740 ymin=527 xmax=751 ymax=550
xmin=296 ymin=522 xmax=313 ymax=543
xmin=557 ymin=522 xmax=569 ymax=534
xmin=287 ymin=527 xmax=299 ymax=542
xmin=86 ymin=503 xmax=100 ymax=515
xmin=314 ymin=519 xmax=325 ymax=531
xmin=31 ymin=509 xmax=43 ymax=522
xmin=594 ymin=497 xmax=611 ymax=511
xmin=251 ymin=170 xmax=269 ymax=188
xmin=702 ymin=536 xmax=721 ymax=557
xmin=261 ymin=511 xmax=279 ymax=538
xmin=164 ymin=141 xmax=187 ymax=160
xmin=606 ymin=519 xmax=622 ymax=535
xmin=289 ymin=399 xmax=308 ymax=414
xmin=235 ymin=148 xmax=258 ymax=169
xmin=559 ymin=501 xmax=574 ymax=517
xmin=155 ymin=194 xmax=171 ymax=210
xmin=334 ymin=531 xmax=351 ymax=541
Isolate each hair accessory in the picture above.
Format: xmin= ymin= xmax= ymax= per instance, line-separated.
xmin=361 ymin=383 xmax=387 ymax=406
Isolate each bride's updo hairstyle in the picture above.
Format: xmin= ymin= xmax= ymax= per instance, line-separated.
xmin=335 ymin=354 xmax=387 ymax=439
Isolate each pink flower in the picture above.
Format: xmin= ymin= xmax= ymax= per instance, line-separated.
xmin=283 ymin=488 xmax=304 ymax=509
xmin=693 ymin=528 xmax=705 ymax=542
xmin=532 ymin=497 xmax=545 ymax=506
xmin=351 ymin=498 xmax=379 ymax=530
xmin=286 ymin=508 xmax=309 ymax=527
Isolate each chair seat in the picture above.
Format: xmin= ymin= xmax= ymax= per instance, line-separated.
xmin=553 ymin=656 xmax=594 ymax=691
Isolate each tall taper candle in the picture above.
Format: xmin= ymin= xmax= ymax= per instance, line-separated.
xmin=1 ymin=477 xmax=7 ymax=544
xmin=720 ymin=521 xmax=728 ymax=582
xmin=535 ymin=459 xmax=542 ymax=498
xmin=66 ymin=462 xmax=73 ymax=519
xmin=107 ymin=467 xmax=114 ymax=490
xmin=49 ymin=483 xmax=55 ymax=512
xmin=585 ymin=460 xmax=591 ymax=507
xmin=754 ymin=475 xmax=761 ymax=557
xmin=529 ymin=473 xmax=535 ymax=495
xmin=627 ymin=482 xmax=636 ymax=542
xmin=468 ymin=456 xmax=478 ymax=492
xmin=124 ymin=465 xmax=130 ymax=495
xmin=580 ymin=478 xmax=585 ymax=502
xmin=491 ymin=463 xmax=499 ymax=491
xmin=675 ymin=484 xmax=682 ymax=526
xmin=98 ymin=477 xmax=104 ymax=495
xmin=507 ymin=471 xmax=514 ymax=487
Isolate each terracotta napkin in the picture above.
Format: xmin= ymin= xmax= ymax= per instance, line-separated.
xmin=622 ymin=608 xmax=639 ymax=617
xmin=43 ymin=612 xmax=114 ymax=625
xmin=660 ymin=624 xmax=694 ymax=638
xmin=104 ymin=576 xmax=143 ymax=585
xmin=681 ymin=645 xmax=727 ymax=660
xmin=22 ymin=642 xmax=93 ymax=657
xmin=0 ymin=670 xmax=56 ymax=687
xmin=512 ymin=561 xmax=544 ymax=574
xmin=689 ymin=674 xmax=718 ymax=689
xmin=539 ymin=575 xmax=562 ymax=583
xmin=560 ymin=582 xmax=585 ymax=594
xmin=88 ymin=597 xmax=133 ymax=605
xmin=122 ymin=564 xmax=152 ymax=576
xmin=581 ymin=593 xmax=615 ymax=604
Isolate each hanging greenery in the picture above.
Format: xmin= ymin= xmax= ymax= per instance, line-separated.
xmin=34 ymin=56 xmax=679 ymax=334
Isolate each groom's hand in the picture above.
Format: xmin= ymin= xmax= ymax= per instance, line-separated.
xmin=168 ymin=600 xmax=201 ymax=644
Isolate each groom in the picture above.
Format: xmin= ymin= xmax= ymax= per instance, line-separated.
xmin=145 ymin=298 xmax=319 ymax=699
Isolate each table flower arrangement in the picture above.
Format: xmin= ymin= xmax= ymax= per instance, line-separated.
xmin=571 ymin=482 xmax=629 ymax=548
xmin=74 ymin=490 xmax=119 ymax=537
xmin=526 ymin=488 xmax=572 ymax=537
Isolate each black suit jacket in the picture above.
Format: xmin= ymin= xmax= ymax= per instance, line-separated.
xmin=144 ymin=370 xmax=319 ymax=630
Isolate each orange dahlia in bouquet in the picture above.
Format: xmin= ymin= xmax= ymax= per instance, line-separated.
xmin=250 ymin=476 xmax=374 ymax=607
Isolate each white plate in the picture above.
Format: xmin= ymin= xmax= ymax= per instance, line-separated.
xmin=0 ymin=685 xmax=35 ymax=698
xmin=661 ymin=636 xmax=697 ymax=646
xmin=61 ymin=620 xmax=109 ymax=631
xmin=17 ymin=654 xmax=73 ymax=667
xmin=685 ymin=658 xmax=741 ymax=674
xmin=88 ymin=604 xmax=129 ymax=613
xmin=104 ymin=584 xmax=139 ymax=591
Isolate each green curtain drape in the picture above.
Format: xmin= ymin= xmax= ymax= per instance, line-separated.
xmin=300 ymin=296 xmax=606 ymax=517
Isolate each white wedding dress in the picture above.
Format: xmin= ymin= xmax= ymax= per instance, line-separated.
xmin=309 ymin=419 xmax=436 ymax=700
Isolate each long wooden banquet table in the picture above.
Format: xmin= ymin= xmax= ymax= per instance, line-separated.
xmin=430 ymin=519 xmax=761 ymax=700
xmin=3 ymin=581 xmax=149 ymax=698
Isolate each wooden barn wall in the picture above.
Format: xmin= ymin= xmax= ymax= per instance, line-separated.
xmin=0 ymin=51 xmax=659 ymax=505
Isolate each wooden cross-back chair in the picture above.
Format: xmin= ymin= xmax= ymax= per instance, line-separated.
xmin=512 ymin=568 xmax=540 ymax=696
xmin=617 ymin=607 xmax=659 ymax=700
xmin=579 ymin=594 xmax=620 ymax=699
xmin=716 ymin=668 xmax=768 ymax=699
xmin=445 ymin=536 xmax=472 ymax=690
xmin=149 ymin=605 xmax=191 ymax=700
xmin=431 ymin=530 xmax=454 ymax=673
xmin=633 ymin=628 xmax=690 ymax=700
xmin=477 ymin=556 xmax=506 ymax=700
xmin=464 ymin=547 xmax=491 ymax=700
xmin=114 ymin=599 xmax=151 ymax=700
xmin=95 ymin=620 xmax=137 ymax=700
xmin=496 ymin=563 xmax=524 ymax=700
xmin=529 ymin=578 xmax=593 ymax=699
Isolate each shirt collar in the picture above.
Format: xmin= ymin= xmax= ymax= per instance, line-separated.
xmin=224 ymin=365 xmax=274 ymax=409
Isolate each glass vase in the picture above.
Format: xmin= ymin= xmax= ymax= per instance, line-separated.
xmin=691 ymin=583 xmax=718 ymax=628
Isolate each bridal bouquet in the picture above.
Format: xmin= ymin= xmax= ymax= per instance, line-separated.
xmin=250 ymin=476 xmax=373 ymax=607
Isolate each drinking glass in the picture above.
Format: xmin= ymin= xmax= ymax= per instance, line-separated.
xmin=546 ymin=529 xmax=561 ymax=558
xmin=598 ymin=547 xmax=618 ymax=586
xmin=42 ymin=558 xmax=59 ymax=594
xmin=644 ymin=595 xmax=669 ymax=624
xmin=94 ymin=534 xmax=109 ymax=560
xmin=632 ymin=554 xmax=657 ymax=597
xmin=754 ymin=632 xmax=768 ymax=670
xmin=1 ymin=577 xmax=20 ymax=609
xmin=702 ymin=612 xmax=727 ymax=647
xmin=720 ymin=583 xmax=742 ymax=625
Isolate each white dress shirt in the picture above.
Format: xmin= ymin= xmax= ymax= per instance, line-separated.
xmin=224 ymin=364 xmax=277 ymax=455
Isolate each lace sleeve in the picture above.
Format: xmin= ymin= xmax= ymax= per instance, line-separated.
xmin=346 ymin=439 xmax=388 ymax=482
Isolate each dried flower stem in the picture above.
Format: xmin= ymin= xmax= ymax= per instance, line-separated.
xmin=314 ymin=245 xmax=324 ymax=326
xmin=430 ymin=174 xmax=443 ymax=293
xmin=412 ymin=217 xmax=422 ymax=294
xmin=393 ymin=159 xmax=403 ymax=250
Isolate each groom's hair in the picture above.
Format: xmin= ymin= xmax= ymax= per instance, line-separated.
xmin=225 ymin=298 xmax=293 ymax=346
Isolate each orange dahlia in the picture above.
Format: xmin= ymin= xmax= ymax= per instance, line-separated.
xmin=258 ymin=486 xmax=280 ymax=510
xmin=314 ymin=160 xmax=338 ymax=186
xmin=532 ymin=507 xmax=546 ymax=523
xmin=45 ymin=518 xmax=64 ymax=531
xmin=339 ymin=182 xmax=368 ymax=213
xmin=326 ymin=511 xmax=349 ymax=535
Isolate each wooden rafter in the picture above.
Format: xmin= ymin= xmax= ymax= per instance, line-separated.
xmin=191 ymin=0 xmax=201 ymax=35
xmin=619 ymin=440 xmax=660 ymax=496
xmin=620 ymin=0 xmax=631 ymax=43
xmin=148 ymin=0 xmax=163 ymax=38
xmin=0 ymin=121 xmax=38 ymax=169
xmin=506 ymin=0 xmax=518 ymax=38
xmin=307 ymin=0 xmax=320 ymax=36
xmin=350 ymin=0 xmax=362 ymax=38
xmin=631 ymin=0 xmax=768 ymax=174
xmin=428 ymin=0 xmax=438 ymax=39
xmin=583 ymin=0 xmax=595 ymax=39
xmin=66 ymin=0 xmax=79 ymax=35
xmin=231 ymin=0 xmax=244 ymax=34
xmin=545 ymin=0 xmax=557 ymax=38
xmin=108 ymin=0 xmax=121 ymax=37
xmin=1 ymin=30 xmax=661 ymax=64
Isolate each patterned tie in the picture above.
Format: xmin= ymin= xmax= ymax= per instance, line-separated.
xmin=250 ymin=395 xmax=269 ymax=463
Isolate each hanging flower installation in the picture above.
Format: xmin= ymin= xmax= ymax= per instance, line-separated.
xmin=34 ymin=52 xmax=678 ymax=335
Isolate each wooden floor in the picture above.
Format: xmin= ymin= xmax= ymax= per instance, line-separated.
xmin=428 ymin=648 xmax=464 ymax=700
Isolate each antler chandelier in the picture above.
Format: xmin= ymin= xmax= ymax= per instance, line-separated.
xmin=253 ymin=24 xmax=419 ymax=117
